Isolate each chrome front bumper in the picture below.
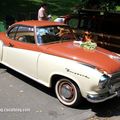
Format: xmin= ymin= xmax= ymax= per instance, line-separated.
xmin=87 ymin=71 xmax=120 ymax=103
xmin=86 ymin=90 xmax=120 ymax=103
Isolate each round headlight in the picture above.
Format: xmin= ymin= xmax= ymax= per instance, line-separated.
xmin=98 ymin=75 xmax=110 ymax=89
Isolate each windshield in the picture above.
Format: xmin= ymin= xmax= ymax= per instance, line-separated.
xmin=36 ymin=26 xmax=76 ymax=44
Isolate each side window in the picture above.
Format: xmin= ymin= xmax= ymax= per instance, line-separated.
xmin=36 ymin=26 xmax=74 ymax=44
xmin=7 ymin=26 xmax=18 ymax=39
xmin=36 ymin=27 xmax=58 ymax=44
xmin=68 ymin=18 xmax=79 ymax=29
xmin=15 ymin=26 xmax=35 ymax=44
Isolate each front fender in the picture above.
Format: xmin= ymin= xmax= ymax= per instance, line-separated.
xmin=37 ymin=53 xmax=102 ymax=98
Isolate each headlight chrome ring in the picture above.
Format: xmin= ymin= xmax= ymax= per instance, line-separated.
xmin=98 ymin=74 xmax=110 ymax=89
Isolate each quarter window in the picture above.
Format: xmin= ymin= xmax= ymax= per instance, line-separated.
xmin=8 ymin=25 xmax=35 ymax=44
xmin=15 ymin=26 xmax=35 ymax=44
xmin=8 ymin=26 xmax=18 ymax=39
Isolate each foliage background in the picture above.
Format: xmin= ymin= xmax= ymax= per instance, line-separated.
xmin=0 ymin=0 xmax=120 ymax=21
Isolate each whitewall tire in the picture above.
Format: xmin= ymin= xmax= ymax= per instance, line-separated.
xmin=55 ymin=78 xmax=82 ymax=107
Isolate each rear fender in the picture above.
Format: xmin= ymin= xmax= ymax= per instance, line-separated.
xmin=0 ymin=40 xmax=4 ymax=61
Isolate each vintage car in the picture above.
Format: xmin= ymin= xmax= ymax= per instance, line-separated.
xmin=57 ymin=9 xmax=120 ymax=54
xmin=0 ymin=20 xmax=120 ymax=107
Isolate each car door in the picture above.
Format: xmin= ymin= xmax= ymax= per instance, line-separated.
xmin=2 ymin=25 xmax=40 ymax=79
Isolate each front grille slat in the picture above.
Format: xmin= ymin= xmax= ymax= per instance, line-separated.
xmin=109 ymin=72 xmax=120 ymax=85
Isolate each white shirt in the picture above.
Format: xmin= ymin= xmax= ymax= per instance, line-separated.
xmin=38 ymin=7 xmax=47 ymax=20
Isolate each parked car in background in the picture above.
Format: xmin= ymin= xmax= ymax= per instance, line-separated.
xmin=0 ymin=20 xmax=120 ymax=107
xmin=57 ymin=9 xmax=120 ymax=54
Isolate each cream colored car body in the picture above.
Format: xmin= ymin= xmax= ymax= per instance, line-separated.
xmin=0 ymin=40 xmax=102 ymax=98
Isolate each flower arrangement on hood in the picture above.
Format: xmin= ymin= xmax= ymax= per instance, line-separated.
xmin=74 ymin=31 xmax=97 ymax=50
xmin=79 ymin=31 xmax=97 ymax=50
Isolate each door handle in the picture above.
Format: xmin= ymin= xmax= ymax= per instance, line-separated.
xmin=9 ymin=43 xmax=14 ymax=47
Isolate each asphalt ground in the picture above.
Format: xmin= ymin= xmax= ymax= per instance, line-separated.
xmin=0 ymin=64 xmax=120 ymax=120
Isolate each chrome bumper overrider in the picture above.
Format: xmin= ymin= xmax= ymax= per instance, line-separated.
xmin=86 ymin=90 xmax=120 ymax=103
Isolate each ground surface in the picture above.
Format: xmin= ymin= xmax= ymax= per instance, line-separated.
xmin=0 ymin=65 xmax=120 ymax=120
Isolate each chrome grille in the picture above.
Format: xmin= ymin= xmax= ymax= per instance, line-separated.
xmin=109 ymin=72 xmax=120 ymax=85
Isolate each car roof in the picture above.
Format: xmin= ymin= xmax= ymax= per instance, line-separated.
xmin=14 ymin=20 xmax=66 ymax=27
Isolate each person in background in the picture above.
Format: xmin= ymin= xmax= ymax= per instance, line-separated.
xmin=38 ymin=3 xmax=51 ymax=20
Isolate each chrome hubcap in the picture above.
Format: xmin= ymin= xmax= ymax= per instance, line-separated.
xmin=60 ymin=83 xmax=74 ymax=101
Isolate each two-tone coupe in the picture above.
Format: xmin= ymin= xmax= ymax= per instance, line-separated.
xmin=0 ymin=20 xmax=120 ymax=107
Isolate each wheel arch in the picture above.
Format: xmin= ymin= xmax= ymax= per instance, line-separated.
xmin=50 ymin=74 xmax=82 ymax=94
xmin=50 ymin=74 xmax=84 ymax=107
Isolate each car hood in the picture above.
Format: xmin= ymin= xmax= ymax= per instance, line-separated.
xmin=44 ymin=41 xmax=120 ymax=74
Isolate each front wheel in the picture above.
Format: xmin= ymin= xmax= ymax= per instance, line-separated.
xmin=55 ymin=78 xmax=82 ymax=107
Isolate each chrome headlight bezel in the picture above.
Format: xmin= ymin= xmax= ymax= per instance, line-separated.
xmin=98 ymin=74 xmax=110 ymax=89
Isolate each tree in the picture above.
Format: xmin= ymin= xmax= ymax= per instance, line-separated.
xmin=81 ymin=0 xmax=120 ymax=10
